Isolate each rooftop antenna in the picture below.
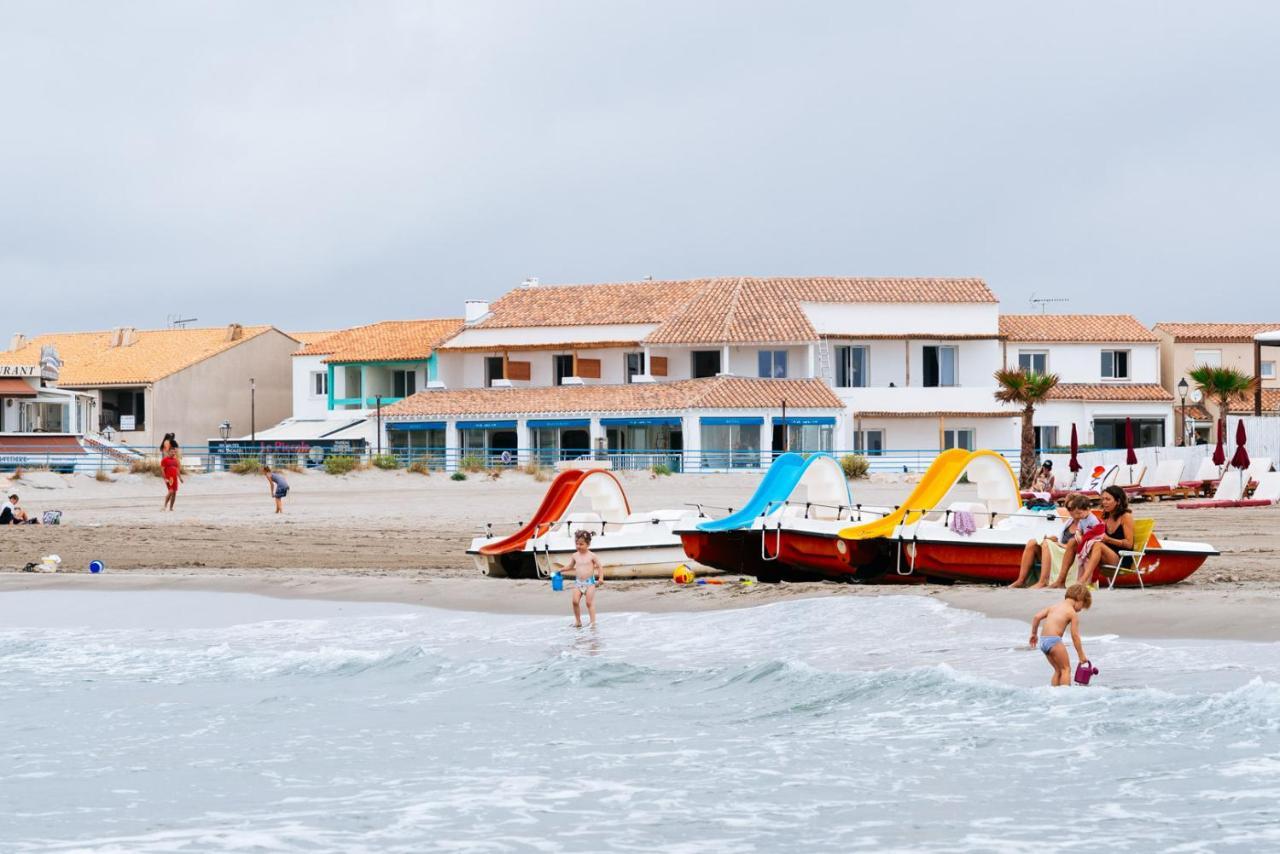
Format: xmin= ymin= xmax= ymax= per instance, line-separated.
xmin=167 ymin=314 xmax=199 ymax=329
xmin=1028 ymin=293 xmax=1069 ymax=314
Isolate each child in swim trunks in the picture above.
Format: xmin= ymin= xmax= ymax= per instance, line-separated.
xmin=1029 ymin=584 xmax=1091 ymax=687
xmin=560 ymin=529 xmax=603 ymax=628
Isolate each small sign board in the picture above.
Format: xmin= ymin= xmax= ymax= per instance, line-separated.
xmin=119 ymin=416 xmax=136 ymax=431
xmin=0 ymin=365 xmax=37 ymax=377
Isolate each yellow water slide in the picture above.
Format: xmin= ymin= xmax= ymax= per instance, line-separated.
xmin=838 ymin=449 xmax=1020 ymax=540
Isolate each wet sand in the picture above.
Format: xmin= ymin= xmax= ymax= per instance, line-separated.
xmin=2 ymin=467 xmax=1277 ymax=642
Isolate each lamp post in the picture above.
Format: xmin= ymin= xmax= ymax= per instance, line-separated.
xmin=375 ymin=395 xmax=383 ymax=456
xmin=219 ymin=421 xmax=231 ymax=471
xmin=250 ymin=377 xmax=256 ymax=441
xmin=1177 ymin=377 xmax=1189 ymax=446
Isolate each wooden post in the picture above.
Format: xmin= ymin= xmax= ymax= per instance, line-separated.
xmin=1256 ymin=340 xmax=1264 ymax=416
xmin=938 ymin=415 xmax=945 ymax=450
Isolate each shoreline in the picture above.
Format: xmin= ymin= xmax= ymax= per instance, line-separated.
xmin=2 ymin=570 xmax=1276 ymax=643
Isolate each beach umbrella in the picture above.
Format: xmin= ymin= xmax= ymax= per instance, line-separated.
xmin=1231 ymin=419 xmax=1250 ymax=470
xmin=1068 ymin=424 xmax=1081 ymax=472
xmin=1123 ymin=417 xmax=1138 ymax=466
xmin=1211 ymin=419 xmax=1226 ymax=467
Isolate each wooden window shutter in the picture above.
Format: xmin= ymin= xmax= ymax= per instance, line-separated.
xmin=576 ymin=358 xmax=602 ymax=379
xmin=650 ymin=356 xmax=668 ymax=377
xmin=507 ymin=360 xmax=531 ymax=381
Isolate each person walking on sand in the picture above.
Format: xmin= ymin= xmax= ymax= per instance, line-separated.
xmin=161 ymin=448 xmax=184 ymax=511
xmin=262 ymin=465 xmax=289 ymax=514
xmin=1029 ymin=584 xmax=1091 ymax=687
xmin=560 ymin=530 xmax=603 ymax=628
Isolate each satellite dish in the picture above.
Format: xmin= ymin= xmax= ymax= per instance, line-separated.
xmin=1190 ymin=389 xmax=1204 ymax=404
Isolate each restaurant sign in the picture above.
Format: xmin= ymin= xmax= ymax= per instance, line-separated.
xmin=0 ymin=365 xmax=37 ymax=377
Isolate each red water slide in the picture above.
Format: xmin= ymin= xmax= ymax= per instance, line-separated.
xmin=478 ymin=469 xmax=590 ymax=556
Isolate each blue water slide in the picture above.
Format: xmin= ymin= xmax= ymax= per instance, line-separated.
xmin=697 ymin=453 xmax=835 ymax=532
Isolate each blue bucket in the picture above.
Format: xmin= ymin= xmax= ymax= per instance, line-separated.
xmin=89 ymin=560 xmax=104 ymax=574
xmin=551 ymin=571 xmax=563 ymax=591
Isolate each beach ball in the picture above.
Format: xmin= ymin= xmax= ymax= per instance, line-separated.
xmin=673 ymin=565 xmax=695 ymax=584
xmin=89 ymin=560 xmax=104 ymax=574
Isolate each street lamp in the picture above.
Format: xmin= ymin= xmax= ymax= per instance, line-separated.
xmin=218 ymin=421 xmax=231 ymax=471
xmin=375 ymin=395 xmax=383 ymax=456
xmin=1177 ymin=377 xmax=1189 ymax=446
xmin=250 ymin=377 xmax=256 ymax=441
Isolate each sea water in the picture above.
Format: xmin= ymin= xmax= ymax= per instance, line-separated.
xmin=1 ymin=591 xmax=1277 ymax=853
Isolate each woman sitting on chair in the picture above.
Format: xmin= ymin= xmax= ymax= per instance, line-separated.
xmin=1078 ymin=485 xmax=1134 ymax=587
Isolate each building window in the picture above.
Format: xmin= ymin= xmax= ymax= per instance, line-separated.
xmin=854 ymin=429 xmax=884 ymax=456
xmin=99 ymin=388 xmax=146 ymax=432
xmin=1034 ymin=425 xmax=1059 ymax=451
xmin=553 ymin=355 xmax=575 ymax=385
xmin=1094 ymin=418 xmax=1165 ymax=449
xmin=923 ymin=346 xmax=958 ymax=387
xmin=1018 ymin=351 xmax=1048 ymax=375
xmin=943 ymin=428 xmax=975 ymax=451
xmin=625 ymin=352 xmax=646 ymax=383
xmin=392 ymin=370 xmax=417 ymax=398
xmin=1101 ymin=350 xmax=1130 ymax=380
xmin=484 ymin=356 xmax=505 ymax=387
xmin=699 ymin=422 xmax=761 ymax=469
xmin=834 ymin=346 xmax=868 ymax=388
xmin=311 ymin=371 xmax=327 ymax=396
xmin=1263 ymin=361 xmax=1277 ymax=380
xmin=692 ymin=350 xmax=722 ymax=379
xmin=1193 ymin=349 xmax=1222 ymax=367
xmin=758 ymin=350 xmax=788 ymax=378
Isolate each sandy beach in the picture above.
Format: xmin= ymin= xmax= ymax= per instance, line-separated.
xmin=2 ymin=467 xmax=1277 ymax=642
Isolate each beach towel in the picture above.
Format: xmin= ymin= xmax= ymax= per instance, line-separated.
xmin=949 ymin=510 xmax=977 ymax=536
xmin=41 ymin=510 xmax=61 ymax=525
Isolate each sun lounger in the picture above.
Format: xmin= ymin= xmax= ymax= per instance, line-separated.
xmin=1053 ymin=465 xmax=1117 ymax=502
xmin=1178 ymin=457 xmax=1223 ymax=496
xmin=1207 ymin=472 xmax=1280 ymax=509
xmin=1135 ymin=460 xmax=1193 ymax=501
xmin=1243 ymin=458 xmax=1274 ymax=496
xmin=1123 ymin=463 xmax=1162 ymax=499
xmin=1117 ymin=463 xmax=1146 ymax=490
xmin=1101 ymin=518 xmax=1157 ymax=589
xmin=1175 ymin=470 xmax=1246 ymax=509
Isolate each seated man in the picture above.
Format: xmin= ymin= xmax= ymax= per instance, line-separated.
xmin=1 ymin=493 xmax=40 ymax=525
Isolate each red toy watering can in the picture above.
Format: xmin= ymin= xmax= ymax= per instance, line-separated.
xmin=1074 ymin=661 xmax=1099 ymax=686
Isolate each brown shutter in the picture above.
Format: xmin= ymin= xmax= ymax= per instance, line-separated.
xmin=576 ymin=358 xmax=602 ymax=379
xmin=650 ymin=356 xmax=668 ymax=377
xmin=507 ymin=360 xmax=531 ymax=381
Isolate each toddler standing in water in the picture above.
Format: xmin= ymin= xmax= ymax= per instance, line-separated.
xmin=1029 ymin=584 xmax=1091 ymax=686
xmin=561 ymin=530 xmax=603 ymax=628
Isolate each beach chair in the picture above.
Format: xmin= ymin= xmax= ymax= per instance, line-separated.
xmin=1178 ymin=457 xmax=1222 ymax=497
xmin=1228 ymin=472 xmax=1280 ymax=508
xmin=1101 ymin=518 xmax=1157 ymax=589
xmin=1174 ymin=470 xmax=1246 ymax=509
xmin=1243 ymin=458 xmax=1274 ymax=496
xmin=1136 ymin=460 xmax=1192 ymax=502
xmin=1117 ymin=462 xmax=1146 ymax=490
xmin=1047 ymin=468 xmax=1087 ymax=501
xmin=1078 ymin=465 xmax=1120 ymax=503
xmin=1123 ymin=463 xmax=1162 ymax=500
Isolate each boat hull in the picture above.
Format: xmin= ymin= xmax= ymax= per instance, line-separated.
xmin=901 ymin=538 xmax=1215 ymax=587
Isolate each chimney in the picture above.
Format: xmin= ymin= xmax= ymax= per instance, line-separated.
xmin=8 ymin=333 xmax=28 ymax=351
xmin=225 ymin=323 xmax=244 ymax=342
xmin=464 ymin=300 xmax=490 ymax=325
xmin=111 ymin=327 xmax=137 ymax=347
xmin=521 ymin=276 xmax=539 ymax=288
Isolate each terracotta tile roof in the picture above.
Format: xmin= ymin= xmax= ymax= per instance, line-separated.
xmin=385 ymin=377 xmax=841 ymax=419
xmin=1047 ymin=383 xmax=1174 ymax=402
xmin=296 ymin=319 xmax=463 ymax=363
xmin=646 ymin=278 xmax=818 ymax=344
xmin=471 ymin=277 xmax=996 ymax=345
xmin=1227 ymin=388 xmax=1280 ymax=413
xmin=1184 ymin=404 xmax=1213 ymax=422
xmin=287 ymin=331 xmax=337 ymax=348
xmin=0 ymin=326 xmax=277 ymax=386
xmin=1000 ymin=315 xmax=1157 ymax=343
xmin=855 ymin=410 xmax=1014 ymax=418
xmin=1154 ymin=322 xmax=1280 ymax=343
xmin=438 ymin=340 xmax=644 ymax=353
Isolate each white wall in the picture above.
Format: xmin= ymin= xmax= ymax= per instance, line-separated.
xmin=725 ymin=345 xmax=812 ymax=378
xmin=1004 ymin=342 xmax=1160 ymax=383
xmin=801 ymin=302 xmax=999 ymax=336
xmin=1035 ymin=401 xmax=1173 ymax=446
xmin=825 ymin=339 xmax=1001 ymax=388
xmin=850 ymin=416 xmax=1020 ymax=452
xmin=291 ymin=355 xmax=329 ymax=419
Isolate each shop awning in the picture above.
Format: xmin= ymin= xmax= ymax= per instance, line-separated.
xmin=701 ymin=416 xmax=764 ymax=426
xmin=0 ymin=378 xmax=37 ymax=396
xmin=773 ymin=416 xmax=836 ymax=425
xmin=0 ymin=435 xmax=85 ymax=454
xmin=527 ymin=418 xmax=591 ymax=429
xmin=457 ymin=419 xmax=517 ymax=430
xmin=600 ymin=417 xmax=682 ymax=427
xmin=388 ymin=421 xmax=446 ymax=432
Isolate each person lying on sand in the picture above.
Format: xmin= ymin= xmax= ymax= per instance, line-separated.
xmin=1029 ymin=584 xmax=1091 ymax=687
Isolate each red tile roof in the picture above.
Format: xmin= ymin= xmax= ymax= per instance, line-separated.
xmin=1000 ymin=315 xmax=1157 ymax=343
xmin=1227 ymin=388 xmax=1280 ymax=413
xmin=1047 ymin=383 xmax=1174 ymax=402
xmin=296 ymin=319 xmax=463 ymax=363
xmin=385 ymin=377 xmax=841 ymax=418
xmin=1155 ymin=323 xmax=1280 ymax=343
xmin=469 ymin=277 xmax=997 ymax=345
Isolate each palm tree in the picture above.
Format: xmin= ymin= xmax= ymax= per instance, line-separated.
xmin=994 ymin=368 xmax=1060 ymax=488
xmin=1189 ymin=365 xmax=1258 ymax=425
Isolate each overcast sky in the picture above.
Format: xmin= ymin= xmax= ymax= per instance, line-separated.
xmin=3 ymin=1 xmax=1278 ymax=341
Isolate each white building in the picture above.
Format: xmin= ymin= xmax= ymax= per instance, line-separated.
xmin=429 ymin=276 xmax=1023 ymax=460
xmin=999 ymin=315 xmax=1174 ymax=449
